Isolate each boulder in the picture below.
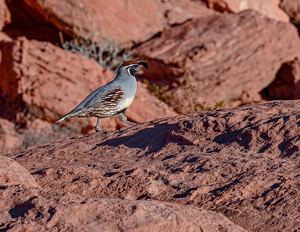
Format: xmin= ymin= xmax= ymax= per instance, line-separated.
xmin=279 ymin=0 xmax=300 ymax=30
xmin=135 ymin=10 xmax=300 ymax=110
xmin=0 ymin=32 xmax=12 ymax=42
xmin=4 ymin=100 xmax=300 ymax=231
xmin=13 ymin=0 xmax=215 ymax=46
xmin=0 ymin=155 xmax=39 ymax=187
xmin=0 ymin=186 xmax=245 ymax=231
xmin=0 ymin=0 xmax=10 ymax=30
xmin=204 ymin=0 xmax=289 ymax=22
xmin=1 ymin=154 xmax=244 ymax=231
xmin=0 ymin=118 xmax=22 ymax=152
xmin=0 ymin=37 xmax=177 ymax=142
xmin=4 ymin=0 xmax=63 ymax=43
xmin=262 ymin=56 xmax=300 ymax=100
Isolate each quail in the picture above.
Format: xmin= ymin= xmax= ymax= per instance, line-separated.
xmin=55 ymin=60 xmax=148 ymax=132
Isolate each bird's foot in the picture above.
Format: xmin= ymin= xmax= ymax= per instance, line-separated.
xmin=93 ymin=126 xmax=106 ymax=132
xmin=116 ymin=113 xmax=137 ymax=126
xmin=123 ymin=120 xmax=137 ymax=125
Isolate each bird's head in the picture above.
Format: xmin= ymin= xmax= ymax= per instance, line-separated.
xmin=118 ymin=60 xmax=148 ymax=76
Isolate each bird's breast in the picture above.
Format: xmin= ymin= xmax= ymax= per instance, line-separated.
xmin=118 ymin=97 xmax=134 ymax=109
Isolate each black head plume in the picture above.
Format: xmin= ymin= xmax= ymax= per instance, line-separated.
xmin=137 ymin=62 xmax=148 ymax=69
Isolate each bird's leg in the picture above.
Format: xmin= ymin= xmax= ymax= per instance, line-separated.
xmin=117 ymin=113 xmax=137 ymax=125
xmin=93 ymin=118 xmax=106 ymax=132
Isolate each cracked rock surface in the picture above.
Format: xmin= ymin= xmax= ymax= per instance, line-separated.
xmin=2 ymin=100 xmax=300 ymax=231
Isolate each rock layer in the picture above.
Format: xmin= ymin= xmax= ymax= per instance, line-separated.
xmin=0 ymin=185 xmax=246 ymax=232
xmin=0 ymin=0 xmax=10 ymax=30
xmin=13 ymin=0 xmax=215 ymax=46
xmin=0 ymin=156 xmax=246 ymax=231
xmin=0 ymin=37 xmax=177 ymax=148
xmin=0 ymin=156 xmax=39 ymax=187
xmin=0 ymin=118 xmax=22 ymax=152
xmin=262 ymin=56 xmax=300 ymax=100
xmin=136 ymin=10 xmax=300 ymax=109
xmin=3 ymin=100 xmax=300 ymax=231
xmin=205 ymin=0 xmax=289 ymax=22
xmin=280 ymin=0 xmax=300 ymax=30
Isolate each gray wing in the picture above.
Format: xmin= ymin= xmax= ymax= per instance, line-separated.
xmin=68 ymin=85 xmax=107 ymax=113
xmin=72 ymin=81 xmax=120 ymax=111
xmin=56 ymin=81 xmax=115 ymax=122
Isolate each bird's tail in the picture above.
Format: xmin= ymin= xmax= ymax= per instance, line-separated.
xmin=55 ymin=116 xmax=66 ymax=123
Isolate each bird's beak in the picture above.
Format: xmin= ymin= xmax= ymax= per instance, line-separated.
xmin=137 ymin=62 xmax=148 ymax=69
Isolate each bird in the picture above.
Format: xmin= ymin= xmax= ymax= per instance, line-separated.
xmin=55 ymin=60 xmax=148 ymax=132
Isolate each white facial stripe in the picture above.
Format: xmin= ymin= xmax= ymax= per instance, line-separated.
xmin=125 ymin=64 xmax=137 ymax=68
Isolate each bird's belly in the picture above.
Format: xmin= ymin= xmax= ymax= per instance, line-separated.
xmin=117 ymin=97 xmax=134 ymax=110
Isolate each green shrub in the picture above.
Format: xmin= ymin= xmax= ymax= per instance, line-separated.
xmin=144 ymin=73 xmax=224 ymax=113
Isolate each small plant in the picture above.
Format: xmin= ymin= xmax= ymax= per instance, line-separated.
xmin=60 ymin=32 xmax=133 ymax=73
xmin=196 ymin=101 xmax=224 ymax=111
xmin=182 ymin=73 xmax=224 ymax=113
xmin=143 ymin=79 xmax=170 ymax=103
xmin=144 ymin=73 xmax=224 ymax=113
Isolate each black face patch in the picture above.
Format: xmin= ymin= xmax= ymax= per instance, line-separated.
xmin=128 ymin=66 xmax=138 ymax=76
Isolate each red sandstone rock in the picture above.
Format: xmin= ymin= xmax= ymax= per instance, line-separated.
xmin=205 ymin=0 xmax=289 ymax=22
xmin=279 ymin=0 xmax=300 ymax=30
xmin=262 ymin=56 xmax=300 ymax=100
xmin=163 ymin=0 xmax=217 ymax=25
xmin=0 ymin=37 xmax=177 ymax=147
xmin=0 ymin=36 xmax=115 ymax=134
xmin=0 ymin=32 xmax=11 ymax=42
xmin=0 ymin=156 xmax=39 ymax=187
xmin=3 ymin=100 xmax=300 ymax=231
xmin=0 ymin=118 xmax=22 ymax=152
xmin=0 ymin=148 xmax=245 ymax=231
xmin=135 ymin=10 xmax=300 ymax=110
xmin=1 ymin=1 xmax=300 ymax=230
xmin=3 ymin=0 xmax=63 ymax=43
xmin=203 ymin=0 xmax=235 ymax=12
xmin=0 ymin=185 xmax=246 ymax=232
xmin=13 ymin=0 xmax=215 ymax=46
xmin=0 ymin=0 xmax=10 ymax=30
xmin=128 ymin=81 xmax=177 ymax=124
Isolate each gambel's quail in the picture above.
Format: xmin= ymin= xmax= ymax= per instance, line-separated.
xmin=55 ymin=60 xmax=148 ymax=132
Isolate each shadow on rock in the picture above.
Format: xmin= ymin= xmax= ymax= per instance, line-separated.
xmin=96 ymin=122 xmax=175 ymax=155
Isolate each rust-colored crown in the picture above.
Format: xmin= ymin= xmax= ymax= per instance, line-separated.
xmin=122 ymin=60 xmax=137 ymax=66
